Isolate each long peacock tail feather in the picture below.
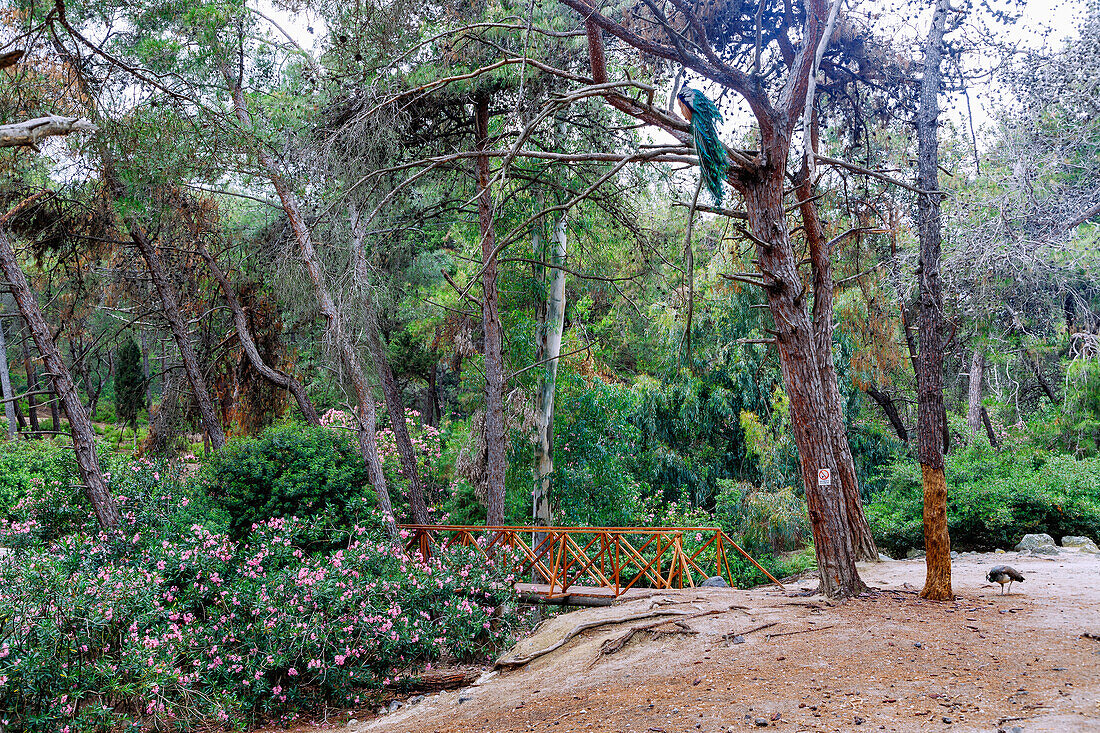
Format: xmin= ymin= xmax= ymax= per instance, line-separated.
xmin=686 ymin=90 xmax=728 ymax=206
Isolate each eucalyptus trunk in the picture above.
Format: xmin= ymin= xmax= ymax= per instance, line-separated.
xmin=533 ymin=215 xmax=567 ymax=527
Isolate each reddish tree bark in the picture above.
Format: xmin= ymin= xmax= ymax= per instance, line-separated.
xmin=567 ymin=4 xmax=869 ymax=596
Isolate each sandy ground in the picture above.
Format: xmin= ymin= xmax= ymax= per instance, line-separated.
xmin=329 ymin=549 xmax=1100 ymax=733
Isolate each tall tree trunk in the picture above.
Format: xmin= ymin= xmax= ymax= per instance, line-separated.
xmin=196 ymin=239 xmax=320 ymax=425
xmin=798 ymin=175 xmax=878 ymax=561
xmin=0 ymin=228 xmax=119 ymax=529
xmin=0 ymin=317 xmax=16 ymax=438
xmin=217 ymin=57 xmax=398 ymax=538
xmin=23 ymin=338 xmax=40 ymax=434
xmin=533 ymin=215 xmax=567 ymax=527
xmin=349 ymin=204 xmax=430 ymax=525
xmin=743 ymin=176 xmax=866 ymax=598
xmin=474 ymin=94 xmax=508 ymax=527
xmin=967 ymin=345 xmax=984 ymax=438
xmin=915 ymin=0 xmax=953 ymax=601
xmin=101 ymin=162 xmax=226 ymax=451
xmin=1026 ymin=347 xmax=1058 ymax=404
xmin=48 ymin=382 xmax=60 ymax=431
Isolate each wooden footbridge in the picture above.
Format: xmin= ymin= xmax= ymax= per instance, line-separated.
xmin=398 ymin=525 xmax=783 ymax=601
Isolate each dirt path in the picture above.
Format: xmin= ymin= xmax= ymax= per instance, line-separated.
xmin=351 ymin=550 xmax=1100 ymax=733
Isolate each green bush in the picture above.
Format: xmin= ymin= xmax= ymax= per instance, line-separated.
xmin=0 ymin=441 xmax=83 ymax=540
xmin=199 ymin=423 xmax=376 ymax=539
xmin=867 ymin=444 xmax=1100 ymax=555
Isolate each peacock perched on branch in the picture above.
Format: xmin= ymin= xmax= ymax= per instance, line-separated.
xmin=676 ymin=86 xmax=728 ymax=206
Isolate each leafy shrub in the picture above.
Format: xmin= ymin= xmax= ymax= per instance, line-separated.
xmin=714 ymin=479 xmax=808 ymax=554
xmin=199 ymin=423 xmax=376 ymax=538
xmin=867 ymin=444 xmax=1100 ymax=555
xmin=0 ymin=441 xmax=84 ymax=540
xmin=0 ymin=481 xmax=517 ymax=732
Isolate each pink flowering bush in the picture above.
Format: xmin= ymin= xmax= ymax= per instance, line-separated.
xmin=0 ymin=455 xmax=517 ymax=731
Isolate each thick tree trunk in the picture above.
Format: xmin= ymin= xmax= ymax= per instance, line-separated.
xmin=474 ymin=94 xmax=508 ymax=527
xmin=0 ymin=318 xmax=16 ymax=438
xmin=915 ymin=0 xmax=953 ymax=601
xmin=349 ymin=204 xmax=430 ymax=524
xmin=0 ymin=228 xmax=119 ymax=529
xmin=798 ymin=176 xmax=878 ymax=561
xmin=967 ymin=346 xmax=984 ymax=438
xmin=196 ymin=240 xmax=320 ymax=425
xmin=533 ymin=215 xmax=567 ymax=527
xmin=218 ymin=58 xmax=398 ymax=538
xmin=743 ymin=177 xmax=866 ymax=599
xmin=101 ymin=162 xmax=226 ymax=451
xmin=866 ymin=386 xmax=909 ymax=443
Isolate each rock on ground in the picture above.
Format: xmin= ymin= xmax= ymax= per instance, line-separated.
xmin=1016 ymin=533 xmax=1056 ymax=552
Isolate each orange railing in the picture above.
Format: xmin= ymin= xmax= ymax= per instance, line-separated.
xmin=398 ymin=525 xmax=783 ymax=596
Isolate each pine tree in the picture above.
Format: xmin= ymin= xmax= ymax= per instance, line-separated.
xmin=116 ymin=337 xmax=145 ymax=446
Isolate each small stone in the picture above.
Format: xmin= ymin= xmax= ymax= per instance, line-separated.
xmin=754 ymin=717 xmax=770 ymax=727
xmin=906 ymin=548 xmax=925 ymax=559
xmin=458 ymin=695 xmax=472 ymax=704
xmin=914 ymin=642 xmax=923 ymax=648
xmin=1033 ymin=544 xmax=1060 ymax=555
xmin=878 ymin=553 xmax=894 ymax=562
xmin=950 ymin=551 xmax=958 ymax=559
xmin=729 ymin=634 xmax=746 ymax=644
xmin=942 ymin=717 xmax=952 ymax=724
xmin=387 ymin=701 xmax=403 ymax=713
xmin=376 ymin=708 xmax=386 ymax=716
xmin=995 ymin=548 xmax=1006 ymax=554
xmin=1015 ymin=533 xmax=1055 ymax=551
xmin=854 ymin=716 xmax=864 ymax=725
xmin=408 ymin=695 xmax=424 ymax=705
xmin=347 ymin=719 xmax=358 ymax=728
xmin=701 ymin=575 xmax=729 ymax=587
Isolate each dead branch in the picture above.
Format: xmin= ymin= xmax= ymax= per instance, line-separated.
xmin=0 ymin=116 xmax=97 ymax=148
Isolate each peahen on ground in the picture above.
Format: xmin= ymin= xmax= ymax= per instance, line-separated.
xmin=676 ymin=86 xmax=728 ymax=206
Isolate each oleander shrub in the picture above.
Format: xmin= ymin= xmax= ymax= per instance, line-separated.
xmin=0 ymin=481 xmax=517 ymax=732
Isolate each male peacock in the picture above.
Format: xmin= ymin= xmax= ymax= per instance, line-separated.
xmin=676 ymin=86 xmax=728 ymax=206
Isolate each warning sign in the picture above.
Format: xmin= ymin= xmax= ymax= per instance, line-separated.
xmin=818 ymin=468 xmax=832 ymax=486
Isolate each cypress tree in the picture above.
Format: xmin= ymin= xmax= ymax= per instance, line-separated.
xmin=116 ymin=337 xmax=145 ymax=444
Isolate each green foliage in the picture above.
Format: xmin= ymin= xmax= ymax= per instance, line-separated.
xmin=198 ymin=423 xmax=376 ymax=539
xmin=867 ymin=444 xmax=1100 ymax=555
xmin=550 ymin=373 xmax=649 ymax=527
xmin=115 ymin=336 xmax=146 ymax=430
xmin=0 ymin=441 xmax=81 ymax=534
xmin=714 ymin=479 xmax=809 ymax=554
